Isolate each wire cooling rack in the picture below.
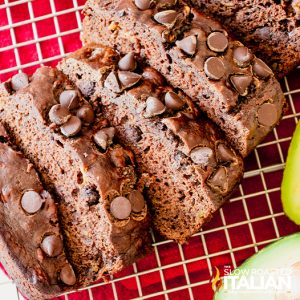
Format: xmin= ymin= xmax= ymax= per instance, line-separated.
xmin=1 ymin=0 xmax=300 ymax=299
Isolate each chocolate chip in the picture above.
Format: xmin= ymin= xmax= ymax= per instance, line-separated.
xmin=21 ymin=191 xmax=44 ymax=214
xmin=153 ymin=10 xmax=178 ymax=27
xmin=11 ymin=72 xmax=29 ymax=91
xmin=41 ymin=235 xmax=63 ymax=257
xmin=129 ymin=190 xmax=145 ymax=213
xmin=104 ymin=71 xmax=122 ymax=93
xmin=233 ymin=46 xmax=253 ymax=67
xmin=145 ymin=96 xmax=166 ymax=117
xmin=60 ymin=264 xmax=76 ymax=286
xmin=76 ymin=105 xmax=95 ymax=124
xmin=190 ymin=147 xmax=215 ymax=166
xmin=207 ymin=166 xmax=228 ymax=192
xmin=118 ymin=71 xmax=142 ymax=89
xmin=94 ymin=127 xmax=116 ymax=150
xmin=217 ymin=143 xmax=236 ymax=162
xmin=110 ymin=196 xmax=132 ymax=219
xmin=175 ymin=35 xmax=197 ymax=55
xmin=253 ymin=58 xmax=273 ymax=79
xmin=118 ymin=53 xmax=137 ymax=71
xmin=230 ymin=75 xmax=252 ymax=96
xmin=60 ymin=116 xmax=82 ymax=137
xmin=207 ymin=32 xmax=228 ymax=53
xmin=164 ymin=91 xmax=185 ymax=110
xmin=77 ymin=81 xmax=95 ymax=97
xmin=134 ymin=0 xmax=151 ymax=10
xmin=59 ymin=90 xmax=79 ymax=110
xmin=204 ymin=57 xmax=225 ymax=80
xmin=257 ymin=103 xmax=278 ymax=127
xmin=142 ymin=67 xmax=165 ymax=86
xmin=49 ymin=104 xmax=71 ymax=125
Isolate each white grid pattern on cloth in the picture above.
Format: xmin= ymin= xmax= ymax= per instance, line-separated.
xmin=0 ymin=0 xmax=300 ymax=299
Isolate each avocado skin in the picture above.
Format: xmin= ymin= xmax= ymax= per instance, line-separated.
xmin=282 ymin=121 xmax=300 ymax=225
xmin=214 ymin=233 xmax=300 ymax=299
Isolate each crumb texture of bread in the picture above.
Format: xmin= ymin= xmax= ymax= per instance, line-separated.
xmin=191 ymin=0 xmax=300 ymax=78
xmin=0 ymin=67 xmax=151 ymax=299
xmin=59 ymin=44 xmax=244 ymax=242
xmin=0 ymin=123 xmax=74 ymax=299
xmin=82 ymin=0 xmax=286 ymax=157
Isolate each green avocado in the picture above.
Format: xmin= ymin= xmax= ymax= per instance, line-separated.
xmin=282 ymin=121 xmax=300 ymax=224
xmin=214 ymin=233 xmax=300 ymax=299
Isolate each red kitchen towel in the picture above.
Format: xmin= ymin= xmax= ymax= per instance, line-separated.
xmin=1 ymin=1 xmax=300 ymax=300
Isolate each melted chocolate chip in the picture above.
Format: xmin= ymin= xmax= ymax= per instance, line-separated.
xmin=233 ymin=46 xmax=253 ymax=68
xmin=94 ymin=127 xmax=116 ymax=150
xmin=217 ymin=143 xmax=236 ymax=162
xmin=134 ymin=0 xmax=151 ymax=10
xmin=204 ymin=57 xmax=225 ymax=80
xmin=41 ymin=235 xmax=63 ymax=257
xmin=104 ymin=71 xmax=122 ymax=93
xmin=190 ymin=147 xmax=215 ymax=166
xmin=145 ymin=96 xmax=166 ymax=117
xmin=118 ymin=53 xmax=137 ymax=71
xmin=118 ymin=71 xmax=142 ymax=89
xmin=60 ymin=116 xmax=82 ymax=137
xmin=257 ymin=103 xmax=278 ymax=127
xmin=11 ymin=72 xmax=29 ymax=91
xmin=207 ymin=32 xmax=228 ymax=53
xmin=21 ymin=190 xmax=44 ymax=214
xmin=76 ymin=105 xmax=95 ymax=124
xmin=153 ymin=10 xmax=178 ymax=27
xmin=110 ymin=196 xmax=132 ymax=219
xmin=80 ymin=186 xmax=100 ymax=206
xmin=49 ymin=104 xmax=71 ymax=125
xmin=59 ymin=90 xmax=79 ymax=110
xmin=175 ymin=35 xmax=197 ymax=55
xmin=207 ymin=166 xmax=228 ymax=193
xmin=253 ymin=58 xmax=273 ymax=79
xmin=230 ymin=75 xmax=252 ymax=96
xmin=129 ymin=190 xmax=145 ymax=213
xmin=142 ymin=67 xmax=165 ymax=86
xmin=164 ymin=92 xmax=185 ymax=110
xmin=60 ymin=264 xmax=76 ymax=286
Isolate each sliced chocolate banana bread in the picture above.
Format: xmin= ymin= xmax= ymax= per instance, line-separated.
xmin=0 ymin=68 xmax=151 ymax=297
xmin=59 ymin=44 xmax=244 ymax=242
xmin=0 ymin=123 xmax=75 ymax=300
xmin=191 ymin=0 xmax=300 ymax=78
xmin=82 ymin=0 xmax=286 ymax=157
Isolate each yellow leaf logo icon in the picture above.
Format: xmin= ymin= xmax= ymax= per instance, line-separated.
xmin=211 ymin=266 xmax=223 ymax=292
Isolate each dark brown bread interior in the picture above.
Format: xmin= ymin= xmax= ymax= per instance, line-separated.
xmin=59 ymin=44 xmax=244 ymax=242
xmin=0 ymin=124 xmax=74 ymax=300
xmin=82 ymin=0 xmax=286 ymax=158
xmin=0 ymin=67 xmax=151 ymax=299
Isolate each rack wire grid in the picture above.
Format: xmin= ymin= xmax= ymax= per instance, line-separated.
xmin=0 ymin=0 xmax=300 ymax=299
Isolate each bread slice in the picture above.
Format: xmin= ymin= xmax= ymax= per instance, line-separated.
xmin=82 ymin=0 xmax=286 ymax=157
xmin=59 ymin=44 xmax=244 ymax=242
xmin=0 ymin=123 xmax=75 ymax=299
xmin=191 ymin=0 xmax=300 ymax=78
xmin=0 ymin=67 xmax=151 ymax=298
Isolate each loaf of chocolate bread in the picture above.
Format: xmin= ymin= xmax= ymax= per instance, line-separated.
xmin=0 ymin=123 xmax=75 ymax=299
xmin=0 ymin=68 xmax=151 ymax=299
xmin=191 ymin=0 xmax=300 ymax=78
xmin=58 ymin=44 xmax=244 ymax=242
xmin=82 ymin=0 xmax=286 ymax=157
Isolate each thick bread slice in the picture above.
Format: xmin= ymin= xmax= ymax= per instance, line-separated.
xmin=59 ymin=44 xmax=244 ymax=242
xmin=191 ymin=0 xmax=300 ymax=78
xmin=82 ymin=0 xmax=286 ymax=157
xmin=0 ymin=67 xmax=151 ymax=297
xmin=0 ymin=123 xmax=75 ymax=300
